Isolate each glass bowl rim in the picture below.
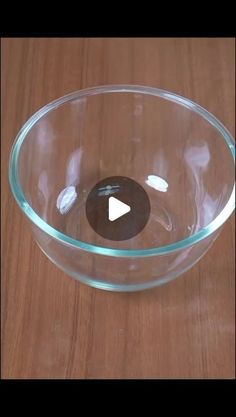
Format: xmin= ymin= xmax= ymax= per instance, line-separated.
xmin=9 ymin=84 xmax=235 ymax=258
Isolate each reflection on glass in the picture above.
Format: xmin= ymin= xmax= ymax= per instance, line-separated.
xmin=38 ymin=170 xmax=51 ymax=220
xmin=57 ymin=186 xmax=77 ymax=215
xmin=146 ymin=174 xmax=168 ymax=192
xmin=98 ymin=185 xmax=120 ymax=197
xmin=66 ymin=148 xmax=83 ymax=187
xmin=184 ymin=142 xmax=219 ymax=230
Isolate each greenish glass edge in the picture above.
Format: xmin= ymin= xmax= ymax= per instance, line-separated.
xmin=37 ymin=241 xmax=205 ymax=291
xmin=9 ymin=85 xmax=235 ymax=259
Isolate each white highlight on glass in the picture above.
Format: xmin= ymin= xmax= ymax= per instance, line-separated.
xmin=146 ymin=175 xmax=169 ymax=192
xmin=57 ymin=186 xmax=77 ymax=215
xmin=98 ymin=184 xmax=120 ymax=197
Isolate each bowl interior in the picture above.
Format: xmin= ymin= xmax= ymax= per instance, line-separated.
xmin=15 ymin=88 xmax=235 ymax=251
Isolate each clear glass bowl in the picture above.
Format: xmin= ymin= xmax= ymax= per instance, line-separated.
xmin=9 ymin=85 xmax=235 ymax=291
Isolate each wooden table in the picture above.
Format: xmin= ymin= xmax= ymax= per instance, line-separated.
xmin=2 ymin=38 xmax=235 ymax=379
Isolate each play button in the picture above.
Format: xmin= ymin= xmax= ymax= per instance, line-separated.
xmin=108 ymin=197 xmax=131 ymax=221
xmin=85 ymin=176 xmax=150 ymax=241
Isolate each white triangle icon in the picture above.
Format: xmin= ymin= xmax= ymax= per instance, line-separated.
xmin=108 ymin=196 xmax=131 ymax=221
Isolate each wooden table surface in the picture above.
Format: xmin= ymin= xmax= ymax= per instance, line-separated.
xmin=2 ymin=38 xmax=235 ymax=379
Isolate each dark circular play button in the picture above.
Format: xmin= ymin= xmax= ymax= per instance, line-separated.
xmin=85 ymin=176 xmax=150 ymax=241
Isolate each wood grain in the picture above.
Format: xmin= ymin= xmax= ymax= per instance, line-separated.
xmin=1 ymin=38 xmax=235 ymax=379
